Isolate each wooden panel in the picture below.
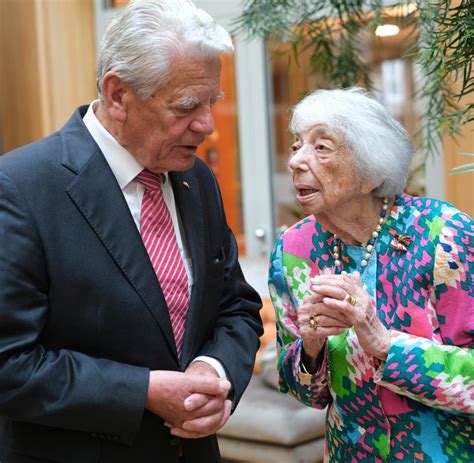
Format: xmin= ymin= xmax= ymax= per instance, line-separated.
xmin=0 ymin=0 xmax=96 ymax=153
xmin=110 ymin=0 xmax=129 ymax=7
xmin=37 ymin=0 xmax=97 ymax=134
xmin=0 ymin=0 xmax=44 ymax=151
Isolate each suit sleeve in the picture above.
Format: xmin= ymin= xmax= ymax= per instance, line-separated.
xmin=193 ymin=166 xmax=263 ymax=407
xmin=0 ymin=171 xmax=148 ymax=445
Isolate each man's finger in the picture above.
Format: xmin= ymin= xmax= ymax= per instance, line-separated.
xmin=181 ymin=398 xmax=232 ymax=434
xmin=184 ymin=392 xmax=212 ymax=412
xmin=187 ymin=375 xmax=231 ymax=396
xmin=181 ymin=412 xmax=221 ymax=433
xmin=187 ymin=396 xmax=226 ymax=420
xmin=169 ymin=427 xmax=212 ymax=439
xmin=219 ymin=399 xmax=232 ymax=427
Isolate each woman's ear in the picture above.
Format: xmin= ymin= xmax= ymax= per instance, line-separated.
xmin=100 ymin=71 xmax=129 ymax=122
xmin=360 ymin=180 xmax=379 ymax=195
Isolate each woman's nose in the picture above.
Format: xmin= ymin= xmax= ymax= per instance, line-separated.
xmin=288 ymin=147 xmax=307 ymax=171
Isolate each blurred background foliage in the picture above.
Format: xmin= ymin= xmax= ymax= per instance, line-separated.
xmin=235 ymin=0 xmax=473 ymax=173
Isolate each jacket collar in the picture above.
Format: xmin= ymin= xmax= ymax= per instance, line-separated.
xmin=61 ymin=106 xmax=206 ymax=364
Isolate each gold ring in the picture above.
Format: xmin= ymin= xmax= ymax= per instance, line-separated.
xmin=309 ymin=316 xmax=317 ymax=330
xmin=344 ymin=294 xmax=357 ymax=306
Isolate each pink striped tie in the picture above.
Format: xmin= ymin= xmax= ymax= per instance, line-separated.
xmin=136 ymin=169 xmax=190 ymax=357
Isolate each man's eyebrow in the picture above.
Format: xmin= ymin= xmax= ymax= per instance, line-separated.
xmin=174 ymin=96 xmax=202 ymax=108
xmin=174 ymin=91 xmax=224 ymax=108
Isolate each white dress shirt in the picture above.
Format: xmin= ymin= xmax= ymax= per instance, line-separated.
xmin=83 ymin=101 xmax=226 ymax=379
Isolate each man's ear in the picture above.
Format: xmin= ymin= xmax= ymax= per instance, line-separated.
xmin=100 ymin=71 xmax=130 ymax=122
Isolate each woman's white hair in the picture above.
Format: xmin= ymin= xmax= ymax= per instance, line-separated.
xmin=96 ymin=0 xmax=233 ymax=100
xmin=290 ymin=87 xmax=414 ymax=197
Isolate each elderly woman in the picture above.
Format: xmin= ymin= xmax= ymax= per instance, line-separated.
xmin=269 ymin=88 xmax=474 ymax=462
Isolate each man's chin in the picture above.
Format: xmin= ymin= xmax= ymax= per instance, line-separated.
xmin=144 ymin=157 xmax=195 ymax=174
xmin=172 ymin=156 xmax=196 ymax=172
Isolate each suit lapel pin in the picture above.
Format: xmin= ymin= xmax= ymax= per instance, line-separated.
xmin=182 ymin=181 xmax=190 ymax=189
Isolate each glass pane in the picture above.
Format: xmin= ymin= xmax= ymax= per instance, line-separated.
xmin=196 ymin=53 xmax=245 ymax=254
xmin=269 ymin=25 xmax=422 ymax=231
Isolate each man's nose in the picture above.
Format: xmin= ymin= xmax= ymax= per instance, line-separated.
xmin=190 ymin=108 xmax=215 ymax=135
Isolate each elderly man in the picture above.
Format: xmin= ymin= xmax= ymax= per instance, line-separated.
xmin=0 ymin=1 xmax=262 ymax=462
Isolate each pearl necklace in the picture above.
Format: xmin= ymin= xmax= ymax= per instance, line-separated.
xmin=333 ymin=198 xmax=390 ymax=274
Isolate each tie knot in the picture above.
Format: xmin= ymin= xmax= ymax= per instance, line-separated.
xmin=136 ymin=169 xmax=162 ymax=191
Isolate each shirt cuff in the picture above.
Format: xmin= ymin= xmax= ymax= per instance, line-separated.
xmin=191 ymin=356 xmax=228 ymax=379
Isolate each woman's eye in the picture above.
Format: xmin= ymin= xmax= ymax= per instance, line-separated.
xmin=291 ymin=144 xmax=299 ymax=152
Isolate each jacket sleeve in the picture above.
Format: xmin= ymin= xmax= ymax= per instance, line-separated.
xmin=374 ymin=210 xmax=474 ymax=415
xmin=269 ymin=233 xmax=331 ymax=409
xmin=0 ymin=171 xmax=149 ymax=445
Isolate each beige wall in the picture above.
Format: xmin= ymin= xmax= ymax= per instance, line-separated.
xmin=0 ymin=0 xmax=96 ymax=152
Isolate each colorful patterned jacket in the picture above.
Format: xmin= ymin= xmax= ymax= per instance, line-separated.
xmin=269 ymin=193 xmax=474 ymax=462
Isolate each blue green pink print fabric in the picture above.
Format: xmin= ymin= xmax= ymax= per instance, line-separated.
xmin=269 ymin=194 xmax=474 ymax=462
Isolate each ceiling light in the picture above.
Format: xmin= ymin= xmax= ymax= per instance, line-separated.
xmin=375 ymin=24 xmax=400 ymax=37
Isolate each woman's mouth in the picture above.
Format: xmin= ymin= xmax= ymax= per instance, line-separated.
xmin=295 ymin=186 xmax=320 ymax=203
xmin=299 ymin=188 xmax=318 ymax=196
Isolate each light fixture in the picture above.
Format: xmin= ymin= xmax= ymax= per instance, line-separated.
xmin=375 ymin=24 xmax=400 ymax=37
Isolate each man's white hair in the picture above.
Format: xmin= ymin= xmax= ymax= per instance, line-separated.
xmin=290 ymin=87 xmax=414 ymax=197
xmin=96 ymin=0 xmax=234 ymax=100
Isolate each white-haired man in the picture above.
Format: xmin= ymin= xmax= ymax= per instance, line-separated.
xmin=0 ymin=1 xmax=262 ymax=462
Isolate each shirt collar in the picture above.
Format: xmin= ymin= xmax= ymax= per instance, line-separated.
xmin=83 ymin=101 xmax=169 ymax=189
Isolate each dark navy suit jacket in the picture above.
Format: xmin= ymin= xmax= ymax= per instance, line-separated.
xmin=0 ymin=106 xmax=262 ymax=463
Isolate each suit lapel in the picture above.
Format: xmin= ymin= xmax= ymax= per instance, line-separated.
xmin=60 ymin=108 xmax=178 ymax=360
xmin=170 ymin=171 xmax=206 ymax=367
